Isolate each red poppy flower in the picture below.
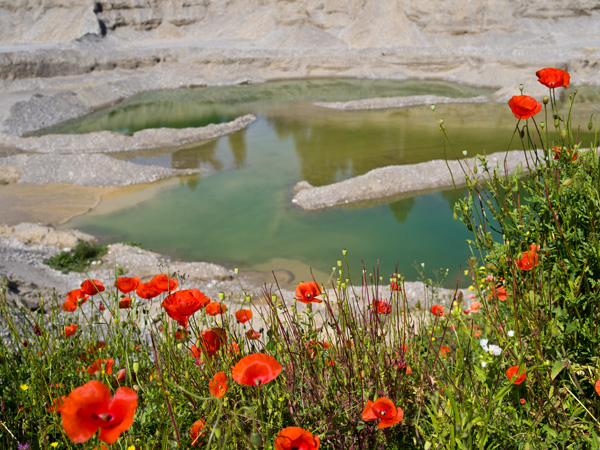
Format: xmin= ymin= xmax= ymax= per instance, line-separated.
xmin=440 ymin=346 xmax=451 ymax=357
xmin=372 ymin=299 xmax=392 ymax=314
xmin=295 ymin=281 xmax=323 ymax=304
xmin=88 ymin=341 xmax=106 ymax=355
xmin=390 ymin=273 xmax=402 ymax=291
xmin=161 ymin=289 xmax=206 ymax=329
xmin=116 ymin=369 xmax=128 ymax=383
xmin=47 ymin=396 xmax=66 ymax=413
xmin=469 ymin=301 xmax=481 ymax=313
xmin=246 ymin=329 xmax=261 ymax=340
xmin=198 ymin=328 xmax=227 ymax=358
xmin=274 ymin=427 xmax=320 ymax=450
xmin=362 ymin=397 xmax=403 ymax=429
xmin=63 ymin=289 xmax=89 ymax=312
xmin=80 ymin=279 xmax=105 ymax=296
xmin=87 ymin=358 xmax=114 ymax=375
xmin=231 ymin=353 xmax=282 ymax=386
xmin=188 ymin=289 xmax=211 ymax=307
xmin=490 ymin=285 xmax=508 ymax=301
xmin=64 ymin=324 xmax=78 ymax=338
xmin=508 ymin=95 xmax=542 ymax=120
xmin=235 ymin=309 xmax=252 ymax=324
xmin=553 ymin=146 xmax=579 ymax=161
xmin=118 ymin=297 xmax=132 ymax=309
xmin=60 ymin=380 xmax=137 ymax=444
xmin=190 ymin=345 xmax=203 ymax=359
xmin=208 ymin=372 xmax=229 ymax=399
xmin=227 ymin=342 xmax=240 ymax=355
xmin=536 ymin=68 xmax=570 ymax=89
xmin=136 ymin=282 xmax=162 ymax=300
xmin=114 ymin=277 xmax=141 ymax=294
xmin=205 ymin=302 xmax=227 ymax=316
xmin=430 ymin=304 xmax=444 ymax=317
xmin=595 ymin=380 xmax=600 ymax=397
xmin=517 ymin=250 xmax=538 ymax=271
xmin=151 ymin=274 xmax=178 ymax=293
xmin=175 ymin=329 xmax=189 ymax=341
xmin=189 ymin=419 xmax=206 ymax=446
xmin=506 ymin=366 xmax=526 ymax=385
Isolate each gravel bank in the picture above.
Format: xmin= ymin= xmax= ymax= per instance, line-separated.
xmin=292 ymin=149 xmax=545 ymax=210
xmin=314 ymin=94 xmax=489 ymax=111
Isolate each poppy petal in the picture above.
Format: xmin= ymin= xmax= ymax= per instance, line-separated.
xmin=61 ymin=381 xmax=111 ymax=443
xmin=97 ymin=386 xmax=138 ymax=444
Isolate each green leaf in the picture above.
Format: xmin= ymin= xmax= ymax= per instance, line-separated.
xmin=551 ymin=360 xmax=564 ymax=380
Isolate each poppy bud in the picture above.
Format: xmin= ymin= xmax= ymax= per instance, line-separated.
xmin=519 ymin=84 xmax=524 ymax=93
xmin=214 ymin=428 xmax=222 ymax=438
xmin=543 ymin=96 xmax=549 ymax=105
xmin=519 ymin=129 xmax=525 ymax=139
xmin=342 ymin=249 xmax=347 ymax=256
xmin=561 ymin=129 xmax=567 ymax=138
xmin=554 ymin=119 xmax=560 ymax=127
xmin=133 ymin=384 xmax=141 ymax=392
xmin=133 ymin=362 xmax=139 ymax=373
xmin=589 ymin=121 xmax=593 ymax=131
xmin=439 ymin=118 xmax=444 ymax=125
xmin=218 ymin=292 xmax=224 ymax=301
xmin=249 ymin=431 xmax=263 ymax=447
xmin=540 ymin=122 xmax=545 ymax=128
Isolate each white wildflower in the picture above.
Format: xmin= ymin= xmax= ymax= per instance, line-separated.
xmin=488 ymin=344 xmax=502 ymax=356
xmin=507 ymin=330 xmax=515 ymax=337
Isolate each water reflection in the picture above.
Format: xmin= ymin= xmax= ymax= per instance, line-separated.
xmin=389 ymin=198 xmax=416 ymax=223
xmin=172 ymin=139 xmax=223 ymax=171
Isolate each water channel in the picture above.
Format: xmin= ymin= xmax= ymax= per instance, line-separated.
xmin=52 ymin=79 xmax=599 ymax=288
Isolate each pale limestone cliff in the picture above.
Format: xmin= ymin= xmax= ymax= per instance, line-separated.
xmin=1 ymin=0 xmax=599 ymax=46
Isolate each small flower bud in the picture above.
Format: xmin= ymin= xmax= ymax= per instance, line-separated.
xmin=439 ymin=118 xmax=444 ymax=125
xmin=519 ymin=84 xmax=524 ymax=93
xmin=543 ymin=96 xmax=549 ymax=105
xmin=431 ymin=105 xmax=436 ymax=111
xmin=133 ymin=362 xmax=140 ymax=373
xmin=218 ymin=292 xmax=224 ymax=301
xmin=342 ymin=249 xmax=347 ymax=256
xmin=250 ymin=431 xmax=263 ymax=447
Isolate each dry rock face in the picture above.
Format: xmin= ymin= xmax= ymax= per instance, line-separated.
xmin=0 ymin=0 xmax=598 ymax=47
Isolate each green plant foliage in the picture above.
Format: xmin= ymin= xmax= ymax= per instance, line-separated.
xmin=43 ymin=241 xmax=108 ymax=274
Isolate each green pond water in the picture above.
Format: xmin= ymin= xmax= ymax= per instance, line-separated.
xmin=57 ymin=79 xmax=599 ymax=288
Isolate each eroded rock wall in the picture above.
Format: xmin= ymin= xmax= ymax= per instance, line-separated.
xmin=1 ymin=0 xmax=598 ymax=45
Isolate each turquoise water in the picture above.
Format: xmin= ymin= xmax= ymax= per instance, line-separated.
xmin=60 ymin=80 xmax=599 ymax=288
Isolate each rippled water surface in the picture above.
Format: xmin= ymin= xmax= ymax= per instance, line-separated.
xmin=59 ymin=80 xmax=599 ymax=287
